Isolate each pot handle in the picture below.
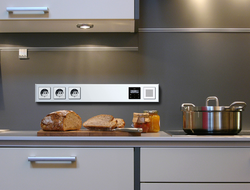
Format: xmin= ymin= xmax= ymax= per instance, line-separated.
xmin=229 ymin=101 xmax=247 ymax=111
xmin=181 ymin=103 xmax=195 ymax=111
xmin=206 ymin=96 xmax=219 ymax=106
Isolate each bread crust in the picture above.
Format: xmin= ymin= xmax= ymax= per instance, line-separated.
xmin=41 ymin=110 xmax=82 ymax=131
xmin=83 ymin=114 xmax=118 ymax=130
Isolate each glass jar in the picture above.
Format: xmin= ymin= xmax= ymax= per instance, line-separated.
xmin=144 ymin=110 xmax=160 ymax=132
xmin=132 ymin=112 xmax=150 ymax=133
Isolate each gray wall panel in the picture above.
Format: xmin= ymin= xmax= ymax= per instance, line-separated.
xmin=138 ymin=32 xmax=250 ymax=130
xmin=139 ymin=0 xmax=250 ymax=28
xmin=0 ymin=51 xmax=143 ymax=130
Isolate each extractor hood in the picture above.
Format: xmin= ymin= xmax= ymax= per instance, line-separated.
xmin=0 ymin=0 xmax=138 ymax=33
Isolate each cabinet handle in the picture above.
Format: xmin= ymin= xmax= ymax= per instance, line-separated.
xmin=6 ymin=7 xmax=49 ymax=13
xmin=28 ymin=156 xmax=76 ymax=162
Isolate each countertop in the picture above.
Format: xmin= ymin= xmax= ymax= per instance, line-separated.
xmin=1 ymin=130 xmax=250 ymax=148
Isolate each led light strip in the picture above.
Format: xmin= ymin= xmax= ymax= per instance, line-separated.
xmin=0 ymin=47 xmax=138 ymax=51
xmin=139 ymin=28 xmax=250 ymax=33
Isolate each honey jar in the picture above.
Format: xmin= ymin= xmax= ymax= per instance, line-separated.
xmin=132 ymin=112 xmax=150 ymax=133
xmin=144 ymin=110 xmax=160 ymax=132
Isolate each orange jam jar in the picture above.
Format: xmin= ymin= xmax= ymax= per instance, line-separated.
xmin=144 ymin=110 xmax=160 ymax=132
xmin=132 ymin=113 xmax=150 ymax=133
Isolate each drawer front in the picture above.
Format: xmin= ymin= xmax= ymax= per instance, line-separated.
xmin=141 ymin=183 xmax=250 ymax=190
xmin=0 ymin=148 xmax=133 ymax=190
xmin=0 ymin=0 xmax=134 ymax=20
xmin=141 ymin=148 xmax=250 ymax=182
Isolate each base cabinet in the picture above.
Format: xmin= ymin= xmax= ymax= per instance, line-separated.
xmin=141 ymin=148 xmax=250 ymax=182
xmin=141 ymin=183 xmax=250 ymax=190
xmin=141 ymin=148 xmax=250 ymax=190
xmin=0 ymin=148 xmax=133 ymax=190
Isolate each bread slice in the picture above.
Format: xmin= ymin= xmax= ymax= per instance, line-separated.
xmin=41 ymin=110 xmax=82 ymax=131
xmin=114 ymin=118 xmax=125 ymax=128
xmin=83 ymin=114 xmax=117 ymax=130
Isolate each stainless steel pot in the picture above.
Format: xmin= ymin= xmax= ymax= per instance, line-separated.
xmin=181 ymin=96 xmax=247 ymax=135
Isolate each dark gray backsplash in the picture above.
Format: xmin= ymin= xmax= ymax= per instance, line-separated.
xmin=139 ymin=0 xmax=250 ymax=28
xmin=0 ymin=0 xmax=250 ymax=131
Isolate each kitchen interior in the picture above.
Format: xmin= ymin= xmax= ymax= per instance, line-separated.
xmin=1 ymin=0 xmax=250 ymax=190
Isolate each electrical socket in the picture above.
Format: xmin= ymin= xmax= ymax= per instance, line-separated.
xmin=53 ymin=87 xmax=66 ymax=99
xmin=38 ymin=87 xmax=51 ymax=99
xmin=69 ymin=87 xmax=81 ymax=99
xmin=19 ymin=49 xmax=28 ymax=59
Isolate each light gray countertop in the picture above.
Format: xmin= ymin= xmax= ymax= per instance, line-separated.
xmin=1 ymin=130 xmax=250 ymax=148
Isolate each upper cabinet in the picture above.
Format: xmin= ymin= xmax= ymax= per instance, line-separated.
xmin=0 ymin=0 xmax=137 ymax=32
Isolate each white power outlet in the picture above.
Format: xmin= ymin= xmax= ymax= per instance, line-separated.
xmin=19 ymin=49 xmax=28 ymax=59
xmin=69 ymin=87 xmax=81 ymax=99
xmin=38 ymin=87 xmax=51 ymax=99
xmin=53 ymin=87 xmax=66 ymax=99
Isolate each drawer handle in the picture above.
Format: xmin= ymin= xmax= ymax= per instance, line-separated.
xmin=6 ymin=7 xmax=49 ymax=13
xmin=28 ymin=156 xmax=76 ymax=162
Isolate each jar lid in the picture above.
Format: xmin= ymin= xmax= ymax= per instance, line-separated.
xmin=132 ymin=112 xmax=150 ymax=123
xmin=133 ymin=112 xmax=149 ymax=117
xmin=144 ymin=110 xmax=158 ymax=114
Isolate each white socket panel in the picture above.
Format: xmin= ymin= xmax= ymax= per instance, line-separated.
xmin=35 ymin=84 xmax=159 ymax=102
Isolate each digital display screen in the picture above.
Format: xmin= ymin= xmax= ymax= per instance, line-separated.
xmin=130 ymin=90 xmax=139 ymax=93
xmin=129 ymin=87 xmax=140 ymax=99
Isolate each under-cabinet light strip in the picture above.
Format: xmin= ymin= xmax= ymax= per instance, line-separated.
xmin=0 ymin=47 xmax=138 ymax=52
xmin=139 ymin=28 xmax=250 ymax=33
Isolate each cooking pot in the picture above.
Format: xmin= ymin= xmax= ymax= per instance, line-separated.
xmin=181 ymin=96 xmax=246 ymax=135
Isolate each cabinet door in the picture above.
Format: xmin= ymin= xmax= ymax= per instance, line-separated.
xmin=141 ymin=183 xmax=250 ymax=190
xmin=0 ymin=0 xmax=134 ymax=19
xmin=141 ymin=148 xmax=250 ymax=182
xmin=0 ymin=148 xmax=133 ymax=190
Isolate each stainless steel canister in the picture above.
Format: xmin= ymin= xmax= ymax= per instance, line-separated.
xmin=181 ymin=96 xmax=247 ymax=135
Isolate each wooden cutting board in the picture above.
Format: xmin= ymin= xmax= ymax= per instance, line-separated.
xmin=37 ymin=129 xmax=141 ymax=136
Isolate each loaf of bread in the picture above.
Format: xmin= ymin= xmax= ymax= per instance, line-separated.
xmin=41 ymin=110 xmax=82 ymax=131
xmin=83 ymin=114 xmax=125 ymax=130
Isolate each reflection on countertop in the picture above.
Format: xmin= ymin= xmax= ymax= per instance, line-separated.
xmin=0 ymin=130 xmax=36 ymax=136
xmin=0 ymin=129 xmax=9 ymax=133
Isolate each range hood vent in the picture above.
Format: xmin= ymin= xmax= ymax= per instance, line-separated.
xmin=0 ymin=0 xmax=138 ymax=33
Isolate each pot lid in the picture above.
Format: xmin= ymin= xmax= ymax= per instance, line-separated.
xmin=181 ymin=96 xmax=246 ymax=112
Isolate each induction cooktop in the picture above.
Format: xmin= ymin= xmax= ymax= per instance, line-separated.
xmin=165 ymin=130 xmax=250 ymax=136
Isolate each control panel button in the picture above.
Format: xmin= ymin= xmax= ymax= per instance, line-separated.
xmin=143 ymin=87 xmax=156 ymax=100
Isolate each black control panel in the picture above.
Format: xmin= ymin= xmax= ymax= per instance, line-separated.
xmin=129 ymin=87 xmax=141 ymax=99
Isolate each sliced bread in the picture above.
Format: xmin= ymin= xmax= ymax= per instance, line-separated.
xmin=114 ymin=118 xmax=125 ymax=128
xmin=83 ymin=114 xmax=117 ymax=130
